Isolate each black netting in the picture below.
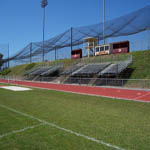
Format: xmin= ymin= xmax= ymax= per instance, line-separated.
xmin=3 ymin=6 xmax=150 ymax=63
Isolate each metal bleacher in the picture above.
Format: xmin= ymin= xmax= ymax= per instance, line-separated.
xmin=41 ymin=64 xmax=63 ymax=76
xmin=26 ymin=63 xmax=64 ymax=77
xmin=30 ymin=66 xmax=52 ymax=76
xmin=72 ymin=63 xmax=111 ymax=77
xmin=61 ymin=63 xmax=84 ymax=76
xmin=99 ymin=56 xmax=132 ymax=76
xmin=24 ymin=67 xmax=41 ymax=76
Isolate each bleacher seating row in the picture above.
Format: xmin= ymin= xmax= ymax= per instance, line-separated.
xmin=72 ymin=63 xmax=110 ymax=76
xmin=30 ymin=67 xmax=52 ymax=76
xmin=99 ymin=56 xmax=132 ymax=76
xmin=25 ymin=64 xmax=64 ymax=77
xmin=61 ymin=63 xmax=84 ymax=76
xmin=41 ymin=65 xmax=63 ymax=76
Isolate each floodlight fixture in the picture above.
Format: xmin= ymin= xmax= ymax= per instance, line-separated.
xmin=41 ymin=0 xmax=48 ymax=8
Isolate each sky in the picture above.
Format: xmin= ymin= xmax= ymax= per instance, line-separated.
xmin=0 ymin=0 xmax=150 ymax=57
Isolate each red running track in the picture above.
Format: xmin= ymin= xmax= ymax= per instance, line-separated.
xmin=0 ymin=79 xmax=150 ymax=103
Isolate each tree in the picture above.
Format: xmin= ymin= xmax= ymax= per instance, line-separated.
xmin=0 ymin=53 xmax=3 ymax=69
xmin=0 ymin=53 xmax=3 ymax=59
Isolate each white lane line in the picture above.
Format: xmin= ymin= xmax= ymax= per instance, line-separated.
xmin=0 ymin=123 xmax=45 ymax=139
xmin=0 ymin=104 xmax=126 ymax=150
xmin=134 ymin=92 xmax=150 ymax=100
xmin=137 ymin=93 xmax=141 ymax=96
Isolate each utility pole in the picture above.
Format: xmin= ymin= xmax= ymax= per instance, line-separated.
xmin=147 ymin=30 xmax=150 ymax=50
xmin=41 ymin=0 xmax=48 ymax=62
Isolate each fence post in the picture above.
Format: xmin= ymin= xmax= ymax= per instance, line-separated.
xmin=122 ymin=79 xmax=124 ymax=87
xmin=143 ymin=79 xmax=146 ymax=89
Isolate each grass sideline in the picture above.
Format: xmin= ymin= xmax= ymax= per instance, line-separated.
xmin=0 ymin=86 xmax=150 ymax=149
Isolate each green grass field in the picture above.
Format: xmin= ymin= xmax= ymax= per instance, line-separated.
xmin=0 ymin=85 xmax=150 ymax=150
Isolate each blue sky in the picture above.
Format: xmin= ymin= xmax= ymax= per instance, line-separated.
xmin=0 ymin=0 xmax=150 ymax=56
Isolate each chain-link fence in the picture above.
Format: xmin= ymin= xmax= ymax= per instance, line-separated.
xmin=1 ymin=76 xmax=150 ymax=89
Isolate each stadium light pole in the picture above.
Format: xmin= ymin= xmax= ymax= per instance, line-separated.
xmin=103 ymin=0 xmax=106 ymax=45
xmin=41 ymin=0 xmax=48 ymax=62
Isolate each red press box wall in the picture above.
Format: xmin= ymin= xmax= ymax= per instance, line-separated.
xmin=71 ymin=49 xmax=82 ymax=59
xmin=112 ymin=48 xmax=129 ymax=54
xmin=112 ymin=41 xmax=129 ymax=54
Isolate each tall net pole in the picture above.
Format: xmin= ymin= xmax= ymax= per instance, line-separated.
xmin=41 ymin=0 xmax=48 ymax=62
xmin=103 ymin=0 xmax=106 ymax=45
xmin=70 ymin=27 xmax=73 ymax=56
xmin=30 ymin=42 xmax=32 ymax=63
